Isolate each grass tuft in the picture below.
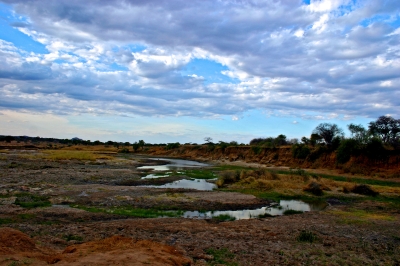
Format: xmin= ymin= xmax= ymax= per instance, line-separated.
xmin=73 ymin=205 xmax=184 ymax=218
xmin=296 ymin=230 xmax=317 ymax=243
xmin=205 ymin=248 xmax=238 ymax=266
xmin=212 ymin=214 xmax=236 ymax=222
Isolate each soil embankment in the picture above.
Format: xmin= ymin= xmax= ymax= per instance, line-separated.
xmin=142 ymin=145 xmax=400 ymax=175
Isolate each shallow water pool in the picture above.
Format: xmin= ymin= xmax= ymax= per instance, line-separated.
xmin=183 ymin=200 xmax=327 ymax=220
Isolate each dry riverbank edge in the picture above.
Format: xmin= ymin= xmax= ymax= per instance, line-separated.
xmin=0 ymin=148 xmax=399 ymax=265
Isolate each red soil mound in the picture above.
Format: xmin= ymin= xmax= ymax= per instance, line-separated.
xmin=0 ymin=228 xmax=191 ymax=266
xmin=57 ymin=236 xmax=192 ymax=266
xmin=0 ymin=227 xmax=38 ymax=254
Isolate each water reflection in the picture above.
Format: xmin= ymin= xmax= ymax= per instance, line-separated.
xmin=137 ymin=158 xmax=209 ymax=171
xmin=183 ymin=200 xmax=327 ymax=220
xmin=141 ymin=174 xmax=169 ymax=179
xmin=140 ymin=179 xmax=217 ymax=191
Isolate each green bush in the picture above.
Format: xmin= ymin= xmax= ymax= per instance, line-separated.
xmin=336 ymin=139 xmax=359 ymax=164
xmin=251 ymin=146 xmax=262 ymax=155
xmin=165 ymin=142 xmax=180 ymax=150
xmin=365 ymin=138 xmax=387 ymax=161
xmin=15 ymin=193 xmax=51 ymax=208
xmin=292 ymin=144 xmax=310 ymax=159
xmin=213 ymin=214 xmax=236 ymax=222
xmin=307 ymin=146 xmax=328 ymax=162
xmin=297 ymin=230 xmax=317 ymax=243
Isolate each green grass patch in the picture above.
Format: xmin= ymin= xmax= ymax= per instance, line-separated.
xmin=212 ymin=214 xmax=236 ymax=222
xmin=17 ymin=213 xmax=36 ymax=220
xmin=0 ymin=218 xmax=15 ymax=224
xmin=257 ymin=213 xmax=274 ymax=218
xmin=63 ymin=234 xmax=83 ymax=242
xmin=297 ymin=230 xmax=317 ymax=243
xmin=205 ymin=248 xmax=238 ymax=266
xmin=14 ymin=193 xmax=51 ymax=209
xmin=177 ymin=169 xmax=217 ymax=179
xmin=73 ymin=205 xmax=184 ymax=218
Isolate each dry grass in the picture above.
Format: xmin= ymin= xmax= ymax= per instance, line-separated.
xmin=228 ymin=168 xmax=383 ymax=197
xmin=329 ymin=209 xmax=396 ymax=222
xmin=60 ymin=145 xmax=119 ymax=152
xmin=19 ymin=150 xmax=114 ymax=161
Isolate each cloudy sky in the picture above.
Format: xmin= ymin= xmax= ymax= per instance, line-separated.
xmin=0 ymin=0 xmax=399 ymax=144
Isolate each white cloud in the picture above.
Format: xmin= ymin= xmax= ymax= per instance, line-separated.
xmin=0 ymin=0 xmax=399 ymax=122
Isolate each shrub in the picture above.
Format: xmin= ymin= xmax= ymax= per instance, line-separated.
xmin=365 ymin=138 xmax=387 ymax=161
xmin=15 ymin=193 xmax=51 ymax=208
xmin=292 ymin=144 xmax=310 ymax=159
xmin=297 ymin=230 xmax=317 ymax=243
xmin=119 ymin=148 xmax=130 ymax=153
xmin=336 ymin=139 xmax=359 ymax=164
xmin=165 ymin=142 xmax=180 ymax=150
xmin=307 ymin=146 xmax=328 ymax=162
xmin=351 ymin=184 xmax=379 ymax=197
xmin=303 ymin=182 xmax=324 ymax=196
xmin=213 ymin=214 xmax=236 ymax=222
xmin=251 ymin=146 xmax=262 ymax=155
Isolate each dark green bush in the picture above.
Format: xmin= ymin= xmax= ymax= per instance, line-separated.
xmin=365 ymin=138 xmax=387 ymax=161
xmin=251 ymin=146 xmax=262 ymax=155
xmin=292 ymin=144 xmax=310 ymax=159
xmin=307 ymin=146 xmax=328 ymax=162
xmin=15 ymin=193 xmax=51 ymax=208
xmin=165 ymin=142 xmax=180 ymax=150
xmin=336 ymin=139 xmax=359 ymax=164
xmin=297 ymin=230 xmax=317 ymax=243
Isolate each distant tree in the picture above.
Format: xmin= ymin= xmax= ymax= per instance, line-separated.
xmin=138 ymin=140 xmax=145 ymax=150
xmin=301 ymin=137 xmax=310 ymax=145
xmin=368 ymin=116 xmax=400 ymax=146
xmin=132 ymin=142 xmax=140 ymax=152
xmin=348 ymin=123 xmax=369 ymax=144
xmin=312 ymin=123 xmax=344 ymax=146
xmin=204 ymin=137 xmax=213 ymax=144
xmin=4 ymin=136 xmax=14 ymax=143
xmin=274 ymin=134 xmax=287 ymax=146
xmin=310 ymin=134 xmax=323 ymax=146
xmin=229 ymin=141 xmax=239 ymax=146
xmin=124 ymin=142 xmax=130 ymax=146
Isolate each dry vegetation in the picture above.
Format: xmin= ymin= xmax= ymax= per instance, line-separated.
xmin=18 ymin=150 xmax=114 ymax=161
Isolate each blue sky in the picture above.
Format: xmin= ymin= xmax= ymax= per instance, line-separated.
xmin=0 ymin=0 xmax=399 ymax=143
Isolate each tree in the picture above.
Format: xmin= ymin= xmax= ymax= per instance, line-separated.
xmin=132 ymin=142 xmax=140 ymax=152
xmin=204 ymin=137 xmax=213 ymax=144
xmin=274 ymin=134 xmax=287 ymax=146
xmin=310 ymin=133 xmax=323 ymax=146
xmin=312 ymin=123 xmax=344 ymax=146
xmin=348 ymin=123 xmax=369 ymax=144
xmin=138 ymin=140 xmax=145 ymax=150
xmin=368 ymin=116 xmax=400 ymax=146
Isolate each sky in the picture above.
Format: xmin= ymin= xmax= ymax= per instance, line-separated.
xmin=0 ymin=0 xmax=399 ymax=144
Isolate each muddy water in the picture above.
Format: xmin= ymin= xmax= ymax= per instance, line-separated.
xmin=183 ymin=200 xmax=327 ymax=220
xmin=137 ymin=158 xmax=209 ymax=171
xmin=140 ymin=179 xmax=217 ymax=191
